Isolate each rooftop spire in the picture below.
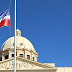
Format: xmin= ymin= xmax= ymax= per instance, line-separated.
xmin=16 ymin=29 xmax=21 ymax=36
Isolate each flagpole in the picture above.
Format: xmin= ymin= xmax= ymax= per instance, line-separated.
xmin=14 ymin=0 xmax=16 ymax=72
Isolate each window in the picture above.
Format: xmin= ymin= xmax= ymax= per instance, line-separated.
xmin=27 ymin=55 xmax=30 ymax=60
xmin=33 ymin=57 xmax=34 ymax=61
xmin=5 ymin=55 xmax=8 ymax=59
xmin=0 ymin=57 xmax=2 ymax=61
xmin=20 ymin=54 xmax=23 ymax=57
xmin=13 ymin=43 xmax=14 ymax=46
xmin=20 ymin=43 xmax=23 ymax=46
xmin=12 ymin=53 xmax=17 ymax=57
xmin=16 ymin=52 xmax=17 ymax=56
xmin=16 ymin=33 xmax=18 ymax=36
xmin=12 ymin=54 xmax=14 ymax=57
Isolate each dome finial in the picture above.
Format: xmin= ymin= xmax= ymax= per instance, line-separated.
xmin=16 ymin=29 xmax=21 ymax=36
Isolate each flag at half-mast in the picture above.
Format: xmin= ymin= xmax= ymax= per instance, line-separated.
xmin=0 ymin=9 xmax=10 ymax=27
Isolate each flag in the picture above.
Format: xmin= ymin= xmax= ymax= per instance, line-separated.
xmin=0 ymin=9 xmax=10 ymax=27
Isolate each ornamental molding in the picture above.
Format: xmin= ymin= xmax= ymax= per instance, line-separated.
xmin=0 ymin=57 xmax=56 ymax=70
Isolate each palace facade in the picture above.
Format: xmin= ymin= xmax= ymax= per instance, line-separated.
xmin=0 ymin=29 xmax=72 ymax=72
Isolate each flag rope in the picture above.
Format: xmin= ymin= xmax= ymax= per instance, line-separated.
xmin=9 ymin=0 xmax=11 ymax=48
xmin=9 ymin=0 xmax=11 ymax=10
xmin=9 ymin=0 xmax=12 ymax=71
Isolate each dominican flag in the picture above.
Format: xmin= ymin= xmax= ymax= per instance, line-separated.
xmin=0 ymin=9 xmax=10 ymax=27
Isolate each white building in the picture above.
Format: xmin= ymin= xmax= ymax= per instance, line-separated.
xmin=0 ymin=29 xmax=72 ymax=72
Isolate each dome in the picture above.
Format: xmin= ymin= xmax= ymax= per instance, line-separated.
xmin=1 ymin=29 xmax=35 ymax=51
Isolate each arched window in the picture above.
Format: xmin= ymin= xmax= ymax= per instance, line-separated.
xmin=0 ymin=57 xmax=2 ymax=61
xmin=33 ymin=57 xmax=34 ymax=61
xmin=27 ymin=55 xmax=30 ymax=60
xmin=5 ymin=55 xmax=8 ymax=59
xmin=20 ymin=54 xmax=23 ymax=57
xmin=12 ymin=54 xmax=14 ymax=57
xmin=12 ymin=53 xmax=17 ymax=57
xmin=20 ymin=43 xmax=23 ymax=46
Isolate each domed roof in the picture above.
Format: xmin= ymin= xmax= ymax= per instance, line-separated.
xmin=1 ymin=29 xmax=35 ymax=51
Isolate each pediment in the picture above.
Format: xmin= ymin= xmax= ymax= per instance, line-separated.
xmin=0 ymin=57 xmax=56 ymax=70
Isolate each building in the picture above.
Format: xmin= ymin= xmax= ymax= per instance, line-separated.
xmin=0 ymin=29 xmax=72 ymax=72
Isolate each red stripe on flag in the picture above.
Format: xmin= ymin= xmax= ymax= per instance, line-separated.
xmin=0 ymin=19 xmax=10 ymax=27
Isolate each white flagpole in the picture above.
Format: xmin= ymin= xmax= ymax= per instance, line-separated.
xmin=14 ymin=0 xmax=16 ymax=72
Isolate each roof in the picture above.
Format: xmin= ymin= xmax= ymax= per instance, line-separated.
xmin=1 ymin=29 xmax=35 ymax=52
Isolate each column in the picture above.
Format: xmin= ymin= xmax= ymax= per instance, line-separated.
xmin=8 ymin=51 xmax=12 ymax=59
xmin=17 ymin=50 xmax=19 ymax=56
xmin=24 ymin=49 xmax=25 ymax=58
xmin=30 ymin=51 xmax=32 ymax=60
xmin=2 ymin=52 xmax=4 ymax=61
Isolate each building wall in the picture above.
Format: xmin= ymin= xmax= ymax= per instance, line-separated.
xmin=0 ymin=49 xmax=37 ymax=62
xmin=0 ymin=70 xmax=56 ymax=72
xmin=56 ymin=67 xmax=72 ymax=72
xmin=0 ymin=68 xmax=72 ymax=72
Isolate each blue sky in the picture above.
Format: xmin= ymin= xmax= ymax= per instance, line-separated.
xmin=0 ymin=0 xmax=72 ymax=67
